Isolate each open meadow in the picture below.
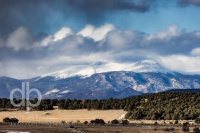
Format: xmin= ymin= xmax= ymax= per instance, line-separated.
xmin=0 ymin=109 xmax=127 ymax=123
xmin=0 ymin=109 xmax=198 ymax=133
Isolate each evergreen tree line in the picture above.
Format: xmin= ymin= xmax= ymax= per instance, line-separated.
xmin=1 ymin=92 xmax=200 ymax=120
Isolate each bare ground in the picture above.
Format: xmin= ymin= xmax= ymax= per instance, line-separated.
xmin=0 ymin=124 xmax=195 ymax=133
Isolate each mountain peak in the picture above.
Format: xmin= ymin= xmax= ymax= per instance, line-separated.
xmin=130 ymin=60 xmax=171 ymax=73
xmin=39 ymin=59 xmax=173 ymax=79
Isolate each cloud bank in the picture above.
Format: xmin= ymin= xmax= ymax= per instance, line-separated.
xmin=1 ymin=23 xmax=200 ymax=78
xmin=0 ymin=0 xmax=150 ymax=38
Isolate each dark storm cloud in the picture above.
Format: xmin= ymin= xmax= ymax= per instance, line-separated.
xmin=0 ymin=0 xmax=66 ymax=37
xmin=0 ymin=0 xmax=150 ymax=38
xmin=179 ymin=0 xmax=200 ymax=7
xmin=67 ymin=0 xmax=149 ymax=12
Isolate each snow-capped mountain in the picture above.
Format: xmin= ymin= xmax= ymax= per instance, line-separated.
xmin=1 ymin=60 xmax=200 ymax=99
xmin=129 ymin=60 xmax=172 ymax=73
xmin=38 ymin=60 xmax=173 ymax=80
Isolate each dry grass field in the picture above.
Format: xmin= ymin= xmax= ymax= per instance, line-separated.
xmin=0 ymin=110 xmax=197 ymax=133
xmin=0 ymin=109 xmax=127 ymax=123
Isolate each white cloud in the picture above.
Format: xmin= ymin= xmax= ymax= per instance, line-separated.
xmin=2 ymin=24 xmax=200 ymax=78
xmin=41 ymin=35 xmax=53 ymax=46
xmin=105 ymin=30 xmax=140 ymax=48
xmin=191 ymin=47 xmax=200 ymax=56
xmin=53 ymin=27 xmax=74 ymax=41
xmin=6 ymin=27 xmax=35 ymax=51
xmin=77 ymin=23 xmax=115 ymax=41
xmin=39 ymin=27 xmax=75 ymax=47
xmin=160 ymin=55 xmax=200 ymax=73
xmin=77 ymin=24 xmax=95 ymax=37
xmin=147 ymin=24 xmax=180 ymax=40
xmin=106 ymin=30 xmax=126 ymax=48
xmin=0 ymin=52 xmax=112 ymax=79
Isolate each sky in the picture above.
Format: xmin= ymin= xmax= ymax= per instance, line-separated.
xmin=1 ymin=0 xmax=200 ymax=79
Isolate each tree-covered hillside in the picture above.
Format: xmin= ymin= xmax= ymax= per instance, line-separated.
xmin=125 ymin=92 xmax=200 ymax=120
xmin=1 ymin=92 xmax=200 ymax=120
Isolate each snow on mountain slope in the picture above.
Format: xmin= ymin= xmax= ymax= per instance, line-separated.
xmin=75 ymin=61 xmax=127 ymax=77
xmin=34 ymin=71 xmax=200 ymax=99
xmin=2 ymin=60 xmax=200 ymax=99
xmin=2 ymin=71 xmax=200 ymax=99
xmin=129 ymin=60 xmax=172 ymax=73
xmin=39 ymin=60 xmax=173 ymax=80
xmin=44 ymin=89 xmax=60 ymax=95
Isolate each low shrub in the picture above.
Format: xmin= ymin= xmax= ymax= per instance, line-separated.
xmin=182 ymin=123 xmax=189 ymax=132
xmin=3 ymin=117 xmax=19 ymax=123
xmin=195 ymin=118 xmax=200 ymax=124
xmin=193 ymin=127 xmax=200 ymax=133
xmin=174 ymin=120 xmax=178 ymax=124
xmin=83 ymin=121 xmax=88 ymax=124
xmin=69 ymin=125 xmax=74 ymax=128
xmin=111 ymin=119 xmax=119 ymax=124
xmin=90 ymin=119 xmax=105 ymax=124
xmin=121 ymin=120 xmax=129 ymax=125
xmin=154 ymin=122 xmax=158 ymax=125
xmin=163 ymin=128 xmax=169 ymax=131
xmin=61 ymin=120 xmax=66 ymax=124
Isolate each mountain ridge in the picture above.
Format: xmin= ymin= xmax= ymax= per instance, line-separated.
xmin=37 ymin=59 xmax=174 ymax=80
xmin=1 ymin=60 xmax=200 ymax=99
